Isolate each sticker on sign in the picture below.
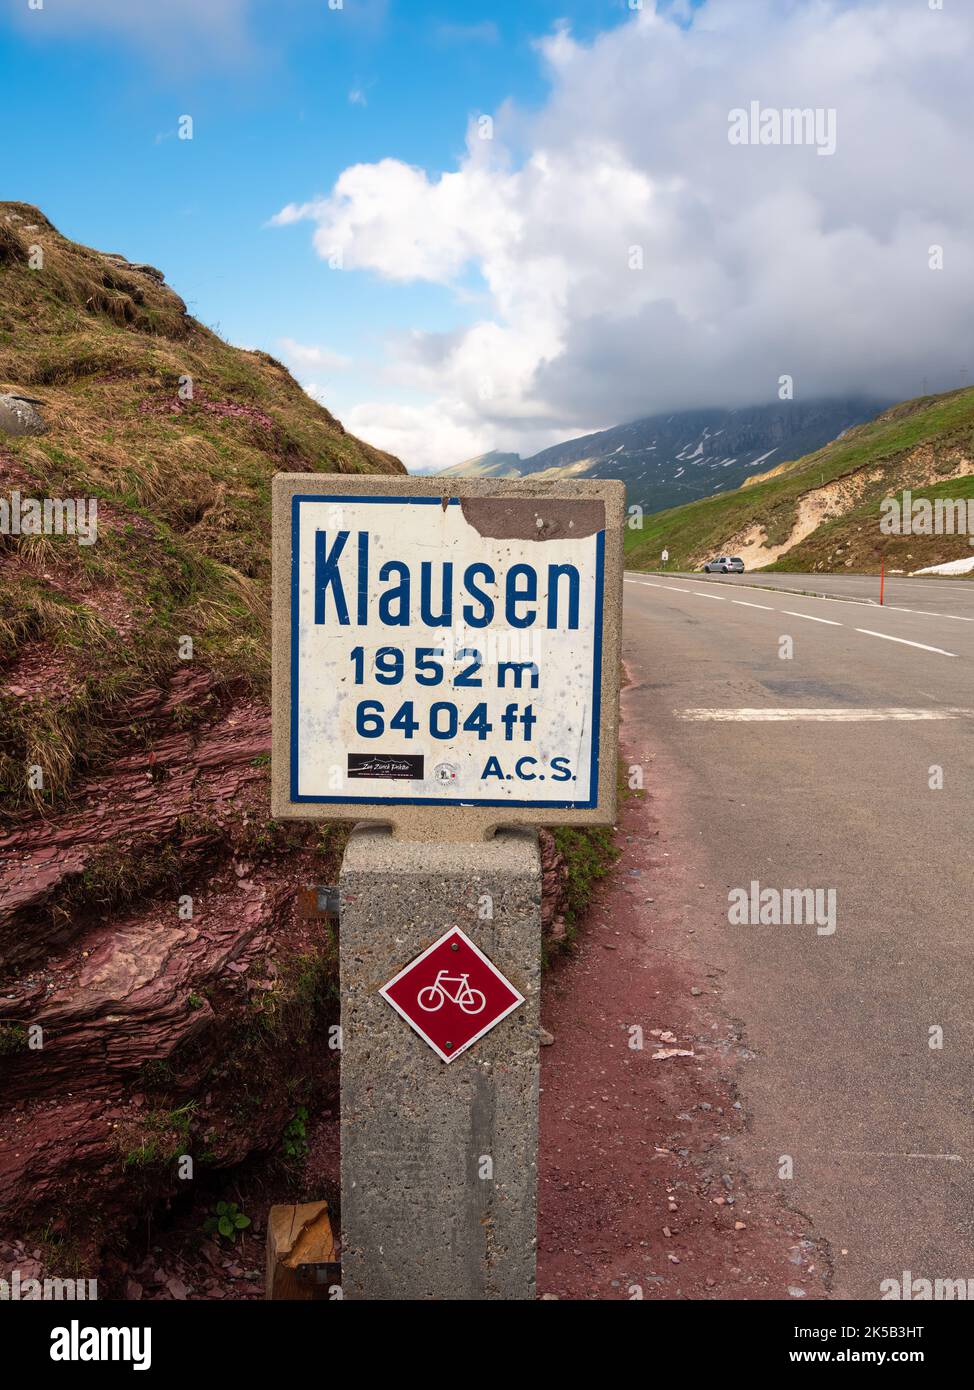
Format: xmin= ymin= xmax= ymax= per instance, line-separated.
xmin=379 ymin=927 xmax=525 ymax=1063
xmin=271 ymin=475 xmax=623 ymax=837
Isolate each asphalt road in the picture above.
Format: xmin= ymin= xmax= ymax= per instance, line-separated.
xmin=662 ymin=568 xmax=974 ymax=620
xmin=622 ymin=570 xmax=974 ymax=1300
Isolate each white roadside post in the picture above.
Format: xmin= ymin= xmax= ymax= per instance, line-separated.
xmin=272 ymin=475 xmax=624 ymax=1300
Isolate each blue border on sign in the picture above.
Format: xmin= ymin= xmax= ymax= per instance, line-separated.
xmin=289 ymin=493 xmax=604 ymax=809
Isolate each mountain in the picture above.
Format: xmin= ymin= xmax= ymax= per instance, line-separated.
xmin=623 ymin=387 xmax=974 ymax=574
xmin=444 ymin=399 xmax=889 ymax=512
xmin=439 ymin=448 xmax=524 ymax=478
xmin=0 ymin=203 xmax=403 ymax=1258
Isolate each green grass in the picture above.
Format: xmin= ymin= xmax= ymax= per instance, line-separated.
xmin=770 ymin=472 xmax=974 ymax=574
xmin=0 ymin=1022 xmax=28 ymax=1055
xmin=248 ymin=943 xmax=338 ymax=1044
xmin=120 ymin=1102 xmax=197 ymax=1170
xmin=0 ymin=202 xmax=404 ymax=812
xmin=551 ymin=826 xmax=619 ymax=924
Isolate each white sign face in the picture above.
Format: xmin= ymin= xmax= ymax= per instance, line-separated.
xmin=288 ymin=493 xmax=605 ymax=810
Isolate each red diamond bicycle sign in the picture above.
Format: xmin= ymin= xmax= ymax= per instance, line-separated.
xmin=379 ymin=927 xmax=525 ymax=1063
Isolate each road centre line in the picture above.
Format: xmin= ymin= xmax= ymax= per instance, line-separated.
xmin=782 ymin=610 xmax=843 ymax=626
xmin=854 ymin=629 xmax=957 ymax=657
xmin=732 ymin=600 xmax=774 ymax=610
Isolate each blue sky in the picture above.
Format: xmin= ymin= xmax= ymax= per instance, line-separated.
xmin=1 ymin=2 xmax=656 ymax=450
xmin=1 ymin=1 xmax=970 ymax=470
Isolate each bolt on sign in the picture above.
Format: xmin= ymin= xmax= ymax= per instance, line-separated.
xmin=379 ymin=927 xmax=524 ymax=1063
xmin=271 ymin=474 xmax=624 ymax=839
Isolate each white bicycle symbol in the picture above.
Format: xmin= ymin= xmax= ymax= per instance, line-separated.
xmin=417 ymin=970 xmax=486 ymax=1015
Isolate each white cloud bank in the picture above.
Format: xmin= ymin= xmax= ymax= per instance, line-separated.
xmin=274 ymin=0 xmax=974 ymax=471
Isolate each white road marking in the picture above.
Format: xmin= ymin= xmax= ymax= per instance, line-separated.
xmin=782 ymin=610 xmax=843 ymax=626
xmin=627 ymin=571 xmax=974 ymax=629
xmin=884 ymin=606 xmax=974 ymax=623
xmin=755 ymin=1147 xmax=964 ymax=1162
xmin=690 ymin=590 xmax=726 ymax=600
xmin=854 ymin=628 xmax=957 ymax=657
xmin=677 ymin=707 xmax=972 ymax=722
xmin=646 ymin=575 xmax=974 ymax=621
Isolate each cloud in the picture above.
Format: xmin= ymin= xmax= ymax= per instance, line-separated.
xmin=10 ymin=0 xmax=257 ymax=62
xmin=275 ymin=0 xmax=974 ymax=470
xmin=10 ymin=0 xmax=392 ymax=63
xmin=278 ymin=337 xmax=351 ymax=372
xmin=341 ymin=399 xmax=573 ymax=476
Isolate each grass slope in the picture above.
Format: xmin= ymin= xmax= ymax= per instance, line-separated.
xmin=0 ymin=202 xmax=402 ymax=810
xmin=625 ymin=387 xmax=974 ymax=576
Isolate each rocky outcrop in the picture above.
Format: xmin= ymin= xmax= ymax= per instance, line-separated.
xmin=0 ymin=679 xmax=576 ymax=1259
xmin=539 ymin=829 xmax=570 ymax=945
xmin=0 ymin=669 xmax=267 ymax=961
xmin=0 ymin=663 xmax=341 ymax=1252
xmin=0 ymin=392 xmax=47 ymax=436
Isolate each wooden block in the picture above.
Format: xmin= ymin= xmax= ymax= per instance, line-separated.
xmin=265 ymin=1201 xmax=338 ymax=1301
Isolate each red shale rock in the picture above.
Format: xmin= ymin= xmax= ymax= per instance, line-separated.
xmin=0 ymin=661 xmax=574 ymax=1263
xmin=0 ymin=664 xmax=333 ymax=1250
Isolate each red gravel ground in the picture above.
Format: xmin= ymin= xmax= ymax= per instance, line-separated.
xmin=536 ymin=685 xmax=830 ymax=1302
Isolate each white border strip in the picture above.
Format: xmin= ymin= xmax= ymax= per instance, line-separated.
xmin=676 ymin=707 xmax=972 ymax=722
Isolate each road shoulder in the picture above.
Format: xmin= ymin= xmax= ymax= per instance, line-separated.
xmin=537 ymin=678 xmax=830 ymax=1301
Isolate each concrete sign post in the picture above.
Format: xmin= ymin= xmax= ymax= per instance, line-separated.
xmin=272 ymin=475 xmax=624 ymax=1300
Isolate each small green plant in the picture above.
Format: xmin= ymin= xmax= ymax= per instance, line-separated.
xmin=551 ymin=825 xmax=619 ymax=923
xmin=282 ymin=1105 xmax=310 ymax=1161
xmin=0 ymin=1023 xmax=28 ymax=1056
xmin=122 ymin=1101 xmax=196 ymax=1169
xmin=203 ymin=1201 xmax=252 ymax=1242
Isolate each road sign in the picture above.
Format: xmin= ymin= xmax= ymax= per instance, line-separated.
xmin=272 ymin=475 xmax=624 ymax=837
xmin=379 ymin=926 xmax=525 ymax=1063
